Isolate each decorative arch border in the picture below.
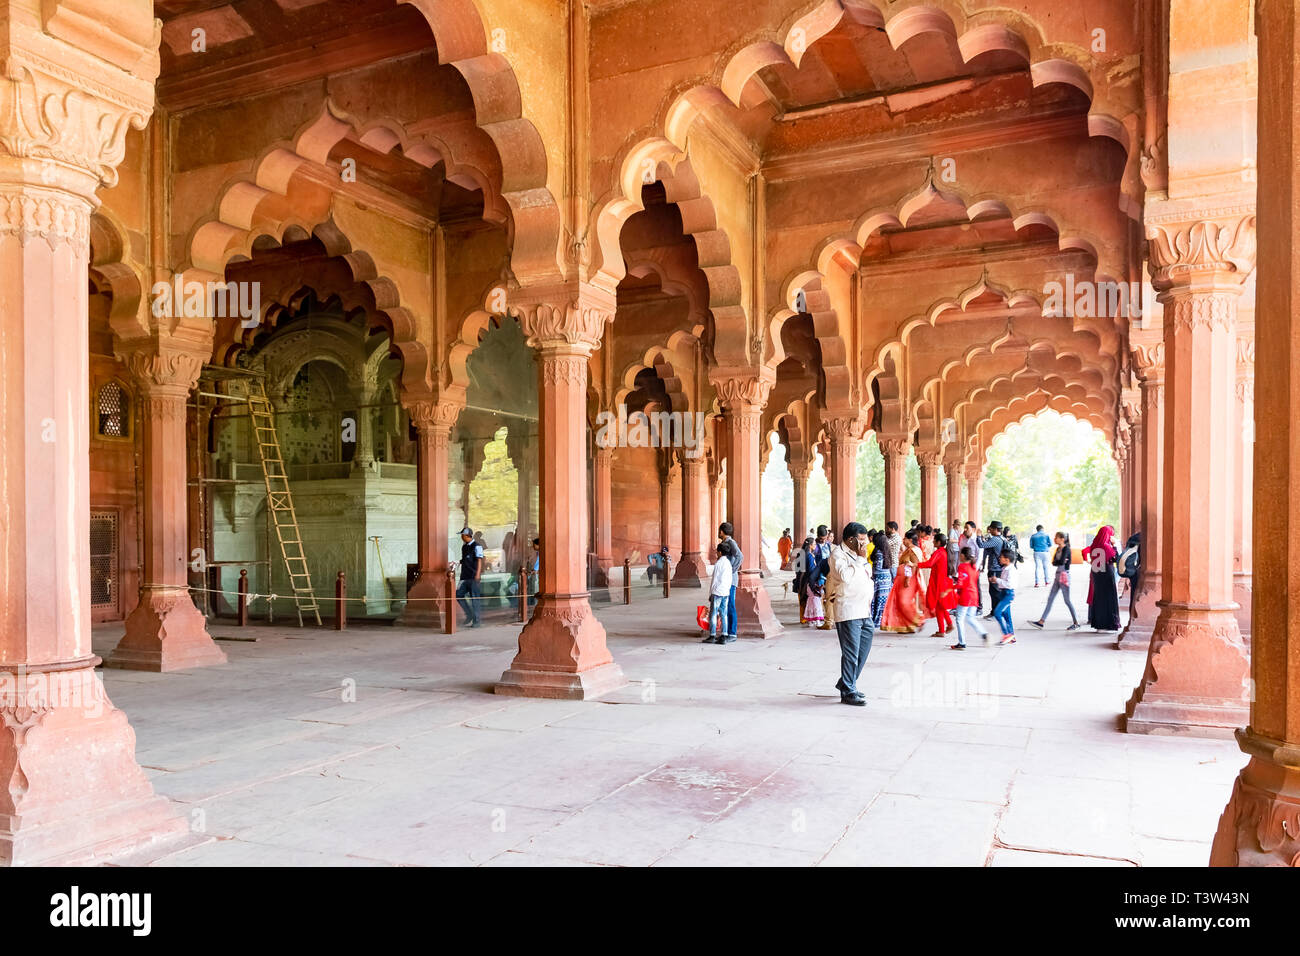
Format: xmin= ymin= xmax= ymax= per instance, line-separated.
xmin=662 ymin=0 xmax=1140 ymax=217
xmin=971 ymin=391 xmax=1114 ymax=464
xmin=590 ymin=137 xmax=750 ymax=365
xmin=203 ymin=220 xmax=431 ymax=404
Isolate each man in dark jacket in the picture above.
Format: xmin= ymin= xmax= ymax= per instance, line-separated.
xmin=976 ymin=521 xmax=1006 ymax=620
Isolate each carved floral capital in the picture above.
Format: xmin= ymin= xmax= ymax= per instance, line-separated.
xmin=710 ymin=367 xmax=775 ymax=413
xmin=0 ymin=7 xmax=161 ymax=194
xmin=1146 ymin=214 xmax=1256 ymax=290
xmin=509 ymin=283 xmax=615 ymax=352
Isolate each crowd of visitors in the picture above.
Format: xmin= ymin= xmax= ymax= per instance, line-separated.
xmin=776 ymin=516 xmax=1132 ymax=705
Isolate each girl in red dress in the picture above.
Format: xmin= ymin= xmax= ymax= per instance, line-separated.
xmin=919 ymin=532 xmax=958 ymax=638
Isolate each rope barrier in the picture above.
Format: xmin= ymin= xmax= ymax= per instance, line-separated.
xmin=185 ymin=578 xmax=670 ymax=606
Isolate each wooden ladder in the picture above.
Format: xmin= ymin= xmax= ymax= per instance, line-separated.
xmin=244 ymin=379 xmax=321 ymax=626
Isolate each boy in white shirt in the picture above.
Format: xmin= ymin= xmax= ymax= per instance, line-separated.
xmin=703 ymin=540 xmax=735 ymax=644
xmin=992 ymin=550 xmax=1018 ymax=645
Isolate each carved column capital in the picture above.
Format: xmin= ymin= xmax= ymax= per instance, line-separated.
xmin=1131 ymin=342 xmax=1166 ymax=383
xmin=1146 ymin=212 xmax=1257 ymax=291
xmin=0 ymin=5 xmax=160 ymax=195
xmin=915 ymin=450 xmax=942 ymax=470
xmin=878 ymin=437 xmax=912 ymax=460
xmin=509 ymin=282 xmax=615 ymax=352
xmin=119 ymin=346 xmax=205 ymax=397
xmin=821 ymin=414 xmax=869 ymax=444
xmin=710 ymin=366 xmax=775 ymax=414
xmin=410 ymin=399 xmax=462 ymax=445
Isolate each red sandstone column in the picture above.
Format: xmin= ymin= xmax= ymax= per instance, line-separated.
xmin=880 ymin=438 xmax=910 ymax=526
xmin=108 ymin=349 xmax=228 ymax=671
xmin=674 ymin=454 xmax=708 ymax=585
xmin=1233 ymin=334 xmax=1255 ymax=638
xmin=824 ymin=416 xmax=865 ymax=536
xmin=790 ymin=461 xmax=809 ymax=545
xmin=496 ymin=285 xmax=626 ymax=698
xmin=1124 ymin=212 xmax=1255 ymax=736
xmin=591 ymin=446 xmax=613 ymax=587
xmin=965 ymin=462 xmax=983 ymax=527
xmin=1113 ymin=442 xmax=1132 ymax=541
xmin=1118 ymin=344 xmax=1166 ymax=650
xmin=917 ymin=451 xmax=941 ymax=528
xmin=1211 ymin=3 xmax=1300 ymax=865
xmin=656 ymin=450 xmax=673 ymax=551
xmin=713 ymin=369 xmax=782 ymax=638
xmin=403 ymin=399 xmax=460 ymax=628
xmin=0 ymin=12 xmax=185 ymax=864
xmin=944 ymin=458 xmax=963 ymax=527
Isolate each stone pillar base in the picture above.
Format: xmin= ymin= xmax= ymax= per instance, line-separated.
xmin=736 ymin=573 xmax=783 ymax=639
xmin=0 ymin=665 xmax=188 ymax=866
xmin=1210 ymin=733 xmax=1300 ymax=866
xmin=494 ymin=596 xmax=627 ymax=699
xmin=107 ymin=589 xmax=227 ymax=672
xmin=1123 ymin=607 xmax=1250 ymax=737
xmin=672 ymin=552 xmax=708 ymax=587
xmin=400 ymin=572 xmax=447 ymax=629
xmin=1115 ymin=622 xmax=1154 ymax=651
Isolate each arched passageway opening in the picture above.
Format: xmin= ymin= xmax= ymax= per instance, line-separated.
xmin=979 ymin=410 xmax=1120 ymax=545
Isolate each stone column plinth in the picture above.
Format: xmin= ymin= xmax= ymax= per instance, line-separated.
xmin=1118 ymin=344 xmax=1165 ymax=650
xmin=713 ymin=369 xmax=781 ymax=638
xmin=495 ymin=286 xmax=626 ymax=699
xmin=880 ymin=438 xmax=911 ymax=527
xmin=0 ymin=9 xmax=187 ymax=865
xmin=403 ymin=400 xmax=460 ymax=628
xmin=674 ymin=455 xmax=708 ymax=585
xmin=1124 ymin=213 xmax=1255 ymax=736
xmin=108 ymin=350 xmax=227 ymax=671
xmin=1211 ymin=2 xmax=1300 ymax=865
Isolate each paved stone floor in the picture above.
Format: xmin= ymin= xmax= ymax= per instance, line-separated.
xmin=97 ymin=573 xmax=1243 ymax=867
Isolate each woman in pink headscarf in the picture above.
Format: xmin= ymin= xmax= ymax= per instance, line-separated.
xmin=1084 ymin=525 xmax=1121 ymax=631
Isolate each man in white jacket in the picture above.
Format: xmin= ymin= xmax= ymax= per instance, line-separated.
xmin=826 ymin=521 xmax=875 ymax=706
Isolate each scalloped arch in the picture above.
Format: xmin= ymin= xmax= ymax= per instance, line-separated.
xmin=590 ymin=137 xmax=749 ymax=366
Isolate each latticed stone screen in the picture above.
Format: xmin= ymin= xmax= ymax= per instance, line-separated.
xmin=96 ymin=381 xmax=127 ymax=438
xmin=89 ymin=511 xmax=118 ymax=608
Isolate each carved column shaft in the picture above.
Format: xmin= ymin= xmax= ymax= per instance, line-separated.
xmin=0 ymin=8 xmax=188 ymax=864
xmin=1126 ymin=213 xmax=1255 ymax=736
xmin=1211 ymin=2 xmax=1300 ymax=866
xmin=1119 ymin=347 xmax=1166 ymax=648
xmin=404 ymin=400 xmax=459 ymax=628
xmin=714 ymin=370 xmax=781 ymax=638
xmin=790 ymin=463 xmax=810 ymax=546
xmin=880 ymin=438 xmax=911 ymax=527
xmin=673 ymin=455 xmax=708 ymax=585
xmin=965 ymin=464 xmax=983 ymax=528
xmin=944 ymin=461 xmax=963 ymax=528
xmin=917 ymin=451 xmax=941 ymax=528
xmin=592 ymin=447 xmax=613 ymax=583
xmin=495 ymin=288 xmax=626 ymax=698
xmin=824 ymin=417 xmax=865 ymax=538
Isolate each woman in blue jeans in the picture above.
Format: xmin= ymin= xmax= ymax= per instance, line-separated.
xmin=992 ymin=550 xmax=1017 ymax=645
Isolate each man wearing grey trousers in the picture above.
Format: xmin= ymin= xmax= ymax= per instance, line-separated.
xmin=826 ymin=522 xmax=875 ymax=707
